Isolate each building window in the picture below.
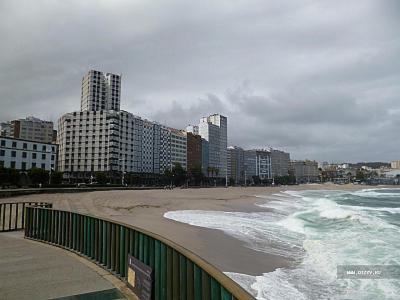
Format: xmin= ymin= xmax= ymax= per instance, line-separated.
xmin=32 ymin=162 xmax=36 ymax=168
xmin=41 ymin=163 xmax=45 ymax=169
xmin=22 ymin=152 xmax=27 ymax=158
xmin=42 ymin=154 xmax=46 ymax=160
xmin=0 ymin=140 xmax=5 ymax=147
xmin=11 ymin=151 xmax=16 ymax=157
xmin=10 ymin=161 xmax=16 ymax=169
xmin=21 ymin=162 xmax=27 ymax=170
xmin=0 ymin=160 xmax=3 ymax=167
xmin=42 ymin=145 xmax=46 ymax=152
xmin=32 ymin=153 xmax=37 ymax=159
xmin=23 ymin=143 xmax=27 ymax=149
xmin=33 ymin=144 xmax=37 ymax=150
xmin=0 ymin=150 xmax=4 ymax=156
xmin=12 ymin=141 xmax=17 ymax=148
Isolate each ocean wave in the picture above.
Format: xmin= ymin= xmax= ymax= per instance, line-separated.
xmin=164 ymin=210 xmax=304 ymax=258
xmin=164 ymin=189 xmax=400 ymax=298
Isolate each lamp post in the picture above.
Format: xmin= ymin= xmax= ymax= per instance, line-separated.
xmin=119 ymin=158 xmax=125 ymax=186
xmin=47 ymin=147 xmax=54 ymax=185
xmin=225 ymin=165 xmax=228 ymax=188
xmin=49 ymin=167 xmax=53 ymax=185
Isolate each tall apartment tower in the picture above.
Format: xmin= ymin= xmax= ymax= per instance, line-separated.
xmin=57 ymin=70 xmax=186 ymax=180
xmin=80 ymin=70 xmax=121 ymax=112
xmin=198 ymin=114 xmax=227 ymax=178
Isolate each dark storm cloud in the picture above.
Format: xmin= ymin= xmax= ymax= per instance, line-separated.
xmin=0 ymin=0 xmax=399 ymax=162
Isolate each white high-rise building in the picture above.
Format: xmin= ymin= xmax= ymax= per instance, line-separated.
xmin=57 ymin=70 xmax=186 ymax=181
xmin=198 ymin=114 xmax=227 ymax=178
xmin=80 ymin=70 xmax=121 ymax=112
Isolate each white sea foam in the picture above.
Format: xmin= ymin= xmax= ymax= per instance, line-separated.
xmin=164 ymin=188 xmax=400 ymax=299
xmin=164 ymin=210 xmax=304 ymax=258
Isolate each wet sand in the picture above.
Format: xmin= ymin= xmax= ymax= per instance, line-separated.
xmin=0 ymin=184 xmax=370 ymax=275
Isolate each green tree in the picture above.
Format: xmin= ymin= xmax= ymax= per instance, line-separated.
xmin=0 ymin=167 xmax=20 ymax=187
xmin=171 ymin=163 xmax=187 ymax=186
xmin=28 ymin=168 xmax=49 ymax=185
xmin=188 ymin=164 xmax=204 ymax=185
xmin=356 ymin=170 xmax=365 ymax=181
xmin=50 ymin=171 xmax=63 ymax=185
xmin=95 ymin=171 xmax=108 ymax=184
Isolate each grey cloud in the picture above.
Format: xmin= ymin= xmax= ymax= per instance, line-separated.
xmin=0 ymin=0 xmax=399 ymax=162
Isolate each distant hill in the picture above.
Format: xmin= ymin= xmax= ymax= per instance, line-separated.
xmin=349 ymin=162 xmax=390 ymax=169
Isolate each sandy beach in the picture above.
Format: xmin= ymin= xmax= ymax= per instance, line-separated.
xmin=0 ymin=184 xmax=370 ymax=275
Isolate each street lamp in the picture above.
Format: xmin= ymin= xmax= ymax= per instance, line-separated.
xmin=119 ymin=158 xmax=126 ymax=186
xmin=47 ymin=148 xmax=54 ymax=185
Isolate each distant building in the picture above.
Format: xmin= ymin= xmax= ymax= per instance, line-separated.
xmin=198 ymin=114 xmax=227 ymax=178
xmin=0 ymin=122 xmax=11 ymax=137
xmin=0 ymin=117 xmax=55 ymax=144
xmin=319 ymin=161 xmax=330 ymax=170
xmin=270 ymin=149 xmax=290 ymax=177
xmin=201 ymin=139 xmax=209 ymax=175
xmin=57 ymin=70 xmax=190 ymax=181
xmin=187 ymin=132 xmax=202 ymax=171
xmin=227 ymin=146 xmax=245 ymax=184
xmin=291 ymin=160 xmax=319 ymax=183
xmin=186 ymin=125 xmax=199 ymax=135
xmin=0 ymin=136 xmax=57 ymax=171
xmin=391 ymin=161 xmax=400 ymax=169
xmin=244 ymin=149 xmax=272 ymax=183
xmin=170 ymin=128 xmax=187 ymax=170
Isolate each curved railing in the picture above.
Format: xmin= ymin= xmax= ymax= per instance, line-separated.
xmin=0 ymin=202 xmax=52 ymax=232
xmin=24 ymin=206 xmax=255 ymax=300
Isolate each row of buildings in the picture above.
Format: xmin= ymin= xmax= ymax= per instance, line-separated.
xmin=0 ymin=69 xmax=318 ymax=184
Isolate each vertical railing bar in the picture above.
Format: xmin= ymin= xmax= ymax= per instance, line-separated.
xmin=15 ymin=203 xmax=19 ymax=230
xmin=21 ymin=203 xmax=26 ymax=230
xmin=8 ymin=203 xmax=13 ymax=231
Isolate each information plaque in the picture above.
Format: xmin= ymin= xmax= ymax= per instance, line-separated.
xmin=127 ymin=254 xmax=153 ymax=300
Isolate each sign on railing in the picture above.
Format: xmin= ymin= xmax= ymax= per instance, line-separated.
xmin=127 ymin=254 xmax=153 ymax=300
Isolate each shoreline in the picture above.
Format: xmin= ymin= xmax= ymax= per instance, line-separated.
xmin=1 ymin=184 xmax=397 ymax=276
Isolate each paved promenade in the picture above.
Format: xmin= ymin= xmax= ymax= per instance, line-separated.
xmin=0 ymin=231 xmax=129 ymax=300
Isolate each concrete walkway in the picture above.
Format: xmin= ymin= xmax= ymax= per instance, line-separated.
xmin=0 ymin=231 xmax=127 ymax=300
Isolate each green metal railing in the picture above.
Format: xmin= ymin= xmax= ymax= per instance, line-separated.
xmin=24 ymin=206 xmax=255 ymax=300
xmin=0 ymin=202 xmax=52 ymax=232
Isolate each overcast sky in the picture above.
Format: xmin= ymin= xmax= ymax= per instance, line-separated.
xmin=0 ymin=0 xmax=399 ymax=162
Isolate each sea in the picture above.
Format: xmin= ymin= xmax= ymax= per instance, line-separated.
xmin=164 ymin=188 xmax=400 ymax=299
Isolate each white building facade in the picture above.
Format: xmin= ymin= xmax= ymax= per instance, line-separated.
xmin=244 ymin=149 xmax=272 ymax=182
xmin=80 ymin=70 xmax=121 ymax=112
xmin=291 ymin=160 xmax=319 ymax=183
xmin=198 ymin=114 xmax=227 ymax=178
xmin=270 ymin=149 xmax=290 ymax=177
xmin=57 ymin=70 xmax=186 ymax=180
xmin=170 ymin=129 xmax=187 ymax=170
xmin=0 ymin=136 xmax=57 ymax=171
